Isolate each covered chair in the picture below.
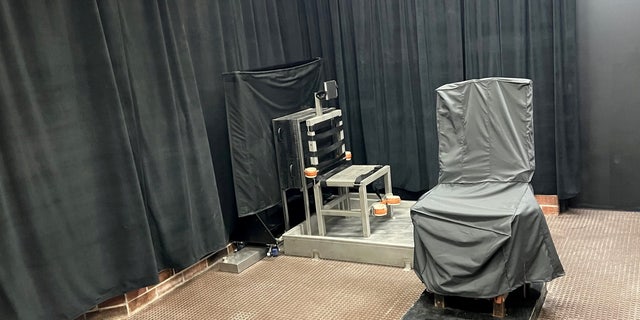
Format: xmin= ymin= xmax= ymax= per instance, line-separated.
xmin=411 ymin=78 xmax=564 ymax=302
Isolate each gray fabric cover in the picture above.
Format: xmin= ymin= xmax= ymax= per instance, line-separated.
xmin=411 ymin=78 xmax=564 ymax=298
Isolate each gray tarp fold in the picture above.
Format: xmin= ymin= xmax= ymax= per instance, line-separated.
xmin=411 ymin=78 xmax=564 ymax=298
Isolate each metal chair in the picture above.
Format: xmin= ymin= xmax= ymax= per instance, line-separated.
xmin=302 ymin=108 xmax=396 ymax=238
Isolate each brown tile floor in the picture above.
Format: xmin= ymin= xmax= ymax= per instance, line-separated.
xmin=130 ymin=208 xmax=640 ymax=319
xmin=128 ymin=256 xmax=424 ymax=320
xmin=539 ymin=209 xmax=640 ymax=320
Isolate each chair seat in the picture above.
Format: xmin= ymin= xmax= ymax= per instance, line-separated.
xmin=315 ymin=164 xmax=392 ymax=237
xmin=414 ymin=182 xmax=530 ymax=230
xmin=323 ymin=165 xmax=384 ymax=187
xmin=411 ymin=182 xmax=564 ymax=298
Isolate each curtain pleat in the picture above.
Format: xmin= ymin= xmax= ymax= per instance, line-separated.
xmin=0 ymin=2 xmax=159 ymax=319
xmin=308 ymin=0 xmax=465 ymax=192
xmin=0 ymin=1 xmax=228 ymax=319
xmin=308 ymin=0 xmax=579 ymax=198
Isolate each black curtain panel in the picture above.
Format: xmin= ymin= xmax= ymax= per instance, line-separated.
xmin=306 ymin=0 xmax=580 ymax=200
xmin=574 ymin=0 xmax=640 ymax=211
xmin=1 ymin=1 xmax=581 ymax=319
xmin=0 ymin=1 xmax=227 ymax=319
xmin=222 ymin=59 xmax=322 ymax=218
xmin=97 ymin=0 xmax=228 ymax=271
xmin=461 ymin=0 xmax=579 ymax=199
xmin=0 ymin=2 xmax=158 ymax=319
xmin=174 ymin=0 xmax=328 ymax=233
xmin=303 ymin=0 xmax=464 ymax=193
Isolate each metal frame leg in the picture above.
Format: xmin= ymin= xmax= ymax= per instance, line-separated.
xmin=281 ymin=189 xmax=290 ymax=231
xmin=301 ymin=186 xmax=312 ymax=235
xmin=384 ymin=168 xmax=392 ymax=196
xmin=337 ymin=187 xmax=344 ymax=210
xmin=359 ymin=185 xmax=370 ymax=237
xmin=383 ymin=168 xmax=394 ymax=218
xmin=314 ymin=182 xmax=325 ymax=236
xmin=344 ymin=187 xmax=351 ymax=210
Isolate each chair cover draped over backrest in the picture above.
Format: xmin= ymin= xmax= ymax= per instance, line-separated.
xmin=436 ymin=78 xmax=534 ymax=183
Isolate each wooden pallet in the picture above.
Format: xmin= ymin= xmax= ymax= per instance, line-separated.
xmin=433 ymin=292 xmax=510 ymax=318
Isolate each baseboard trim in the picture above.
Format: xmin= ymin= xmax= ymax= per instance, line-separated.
xmin=535 ymin=195 xmax=559 ymax=215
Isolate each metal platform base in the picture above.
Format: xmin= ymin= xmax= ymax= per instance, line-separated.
xmin=282 ymin=199 xmax=415 ymax=268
